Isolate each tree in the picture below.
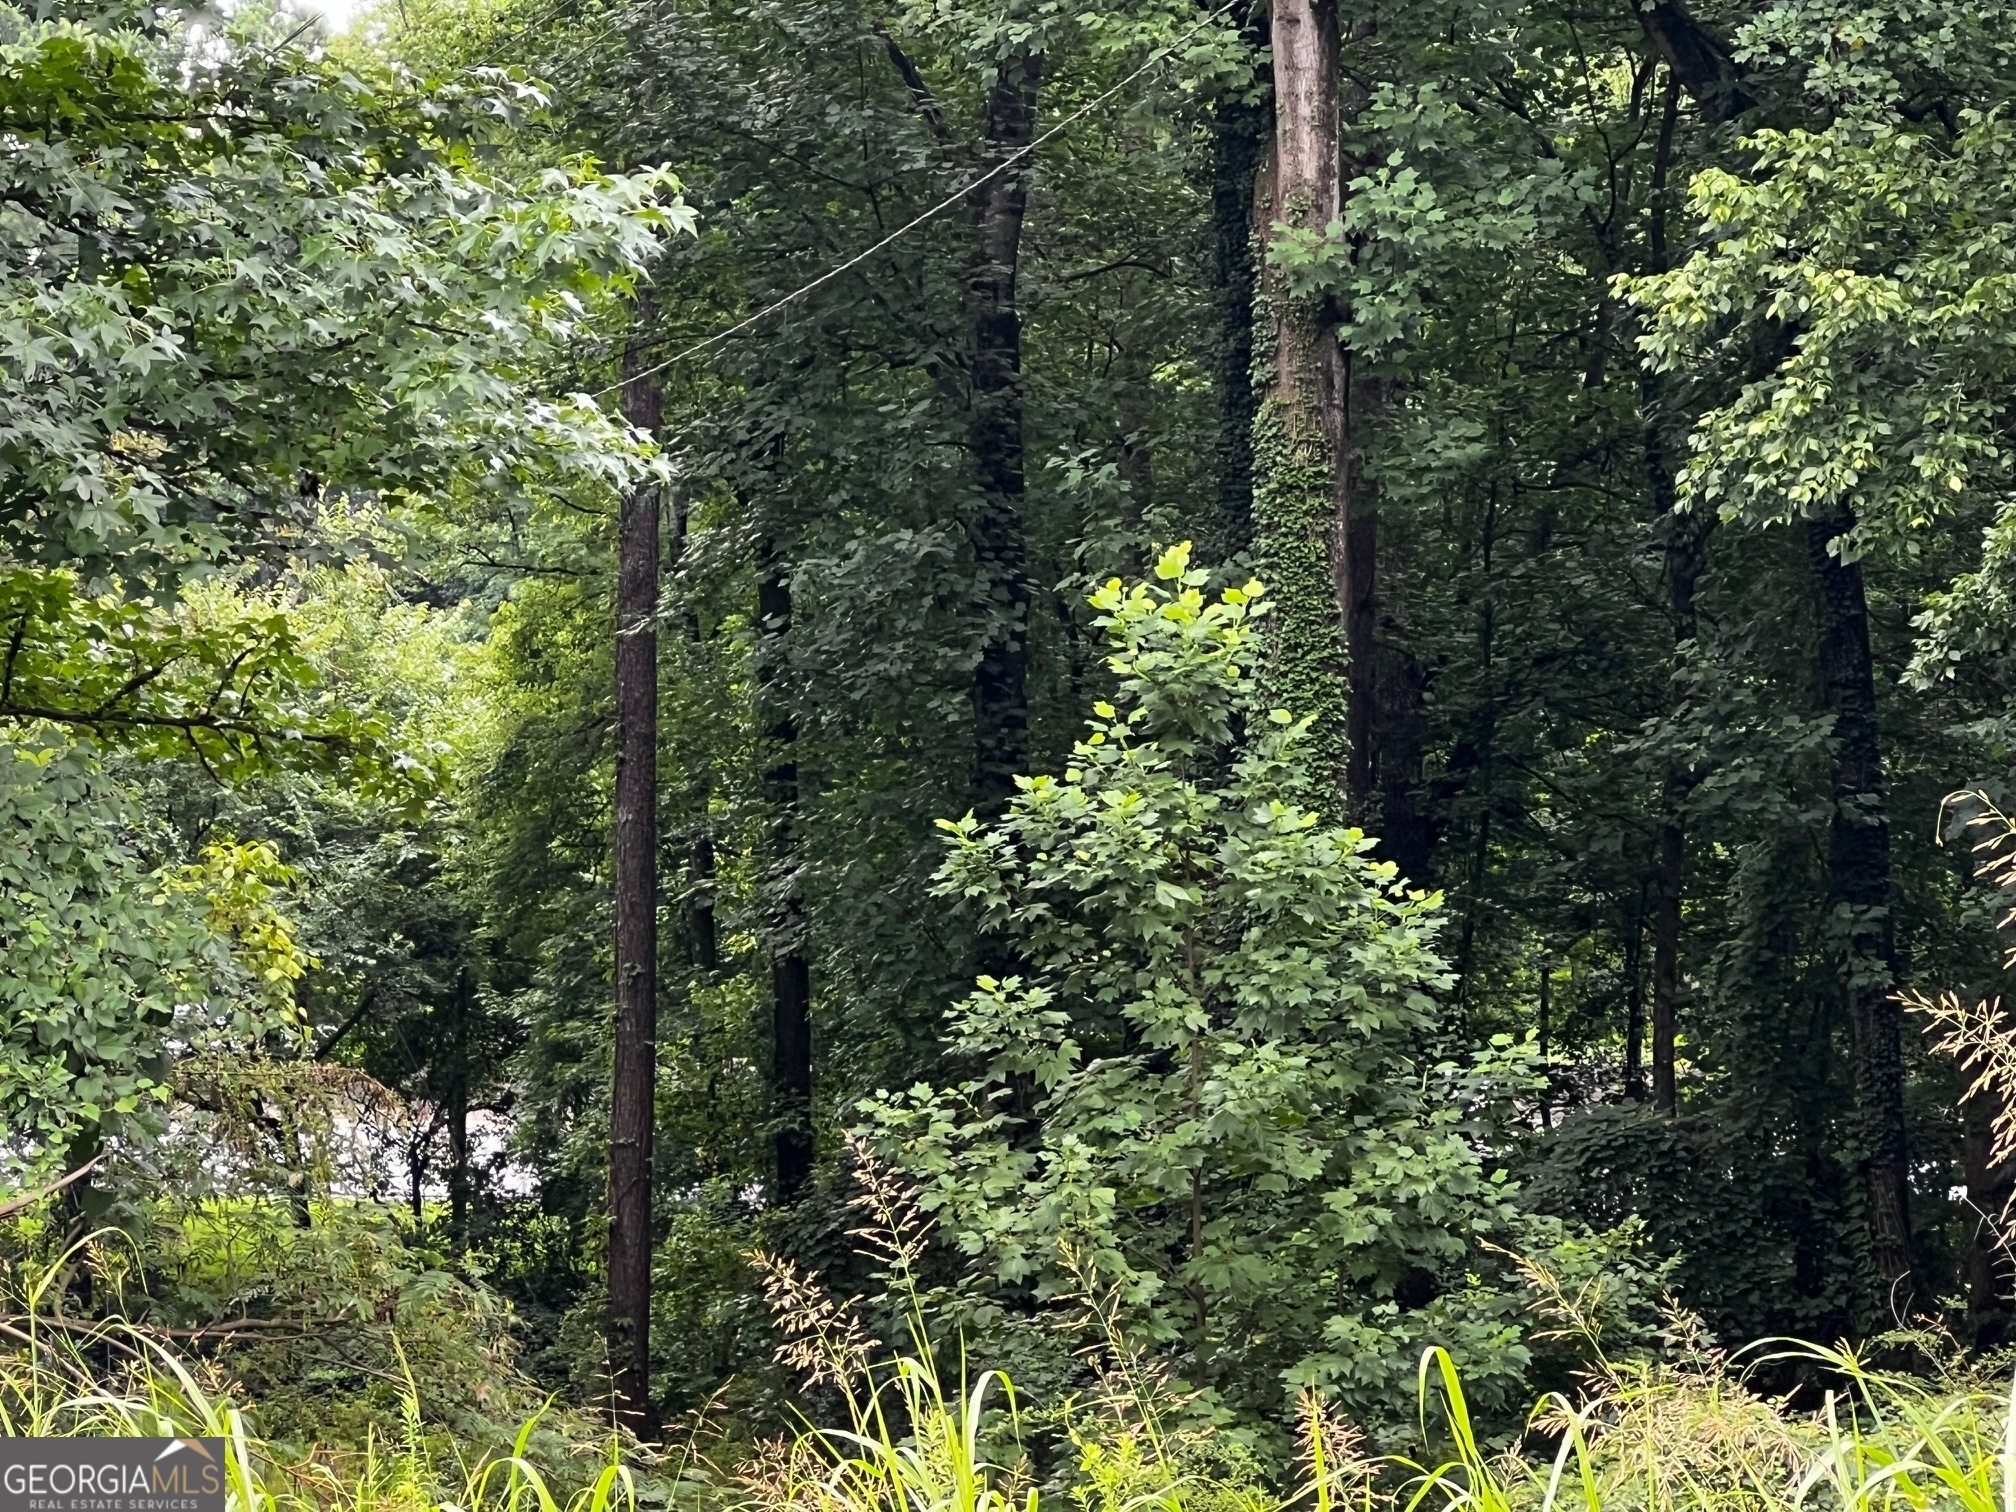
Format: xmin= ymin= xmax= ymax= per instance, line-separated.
xmin=866 ymin=545 xmax=1532 ymax=1426
xmin=0 ymin=738 xmax=298 ymax=1186
xmin=0 ymin=6 xmax=687 ymax=574
xmin=608 ymin=343 xmax=662 ymax=1428
xmin=1623 ymin=3 xmax=2016 ymax=1299
xmin=1252 ymin=0 xmax=1350 ymax=787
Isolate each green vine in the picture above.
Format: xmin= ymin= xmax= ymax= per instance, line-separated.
xmin=1251 ymin=392 xmax=1348 ymax=791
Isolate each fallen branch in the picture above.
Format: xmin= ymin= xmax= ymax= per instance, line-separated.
xmin=0 ymin=1157 xmax=101 ymax=1220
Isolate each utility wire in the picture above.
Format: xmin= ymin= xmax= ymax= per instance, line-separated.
xmin=595 ymin=4 xmax=1237 ymax=399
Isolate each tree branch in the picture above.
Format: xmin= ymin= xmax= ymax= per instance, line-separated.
xmin=873 ymin=21 xmax=953 ymax=142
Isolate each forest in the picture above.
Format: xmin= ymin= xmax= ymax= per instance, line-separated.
xmin=10 ymin=0 xmax=2016 ymax=1500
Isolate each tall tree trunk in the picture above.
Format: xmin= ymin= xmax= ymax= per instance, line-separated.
xmin=1208 ymin=64 xmax=1265 ymax=564
xmin=1808 ymin=508 xmax=1912 ymax=1301
xmin=608 ymin=340 xmax=661 ymax=1432
xmin=1255 ymin=0 xmax=1349 ymax=783
xmin=759 ymin=537 xmax=814 ymax=1202
xmin=968 ymin=52 xmax=1041 ymax=816
xmin=1643 ymin=74 xmax=1697 ymax=1118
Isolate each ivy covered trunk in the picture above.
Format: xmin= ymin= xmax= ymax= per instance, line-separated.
xmin=1808 ymin=509 xmax=1911 ymax=1299
xmin=1255 ymin=0 xmax=1349 ymax=782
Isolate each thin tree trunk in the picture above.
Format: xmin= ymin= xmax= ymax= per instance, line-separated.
xmin=1808 ymin=508 xmax=1912 ymax=1301
xmin=1649 ymin=484 xmax=1704 ymax=1116
xmin=1648 ymin=486 xmax=1707 ymax=1117
xmin=608 ymin=338 xmax=661 ymax=1432
xmin=760 ymin=539 xmax=814 ymax=1202
xmin=1537 ymin=960 xmax=1552 ymax=1130
xmin=1650 ymin=809 xmax=1684 ymax=1112
xmin=968 ymin=52 xmax=1041 ymax=816
xmin=1624 ymin=893 xmax=1646 ymax=1102
xmin=1255 ymin=0 xmax=1349 ymax=783
xmin=688 ymin=835 xmax=719 ymax=975
xmin=1643 ymin=74 xmax=1700 ymax=1118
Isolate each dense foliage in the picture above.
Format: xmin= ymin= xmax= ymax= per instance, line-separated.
xmin=13 ymin=0 xmax=2016 ymax=1468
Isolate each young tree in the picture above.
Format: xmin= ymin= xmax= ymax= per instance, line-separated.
xmin=866 ymin=545 xmax=1532 ymax=1425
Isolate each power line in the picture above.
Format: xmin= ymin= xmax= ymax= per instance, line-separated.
xmin=596 ymin=5 xmax=1237 ymax=399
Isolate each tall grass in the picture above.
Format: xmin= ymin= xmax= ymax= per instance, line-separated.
xmin=16 ymin=1169 xmax=2016 ymax=1512
xmin=1400 ymin=1332 xmax=2016 ymax=1512
xmin=0 ymin=1251 xmax=637 ymax=1512
xmin=728 ymin=1153 xmax=2016 ymax=1512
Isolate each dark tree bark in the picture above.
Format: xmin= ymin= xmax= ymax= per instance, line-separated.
xmin=688 ymin=834 xmax=719 ymax=975
xmin=1643 ymin=73 xmax=1702 ymax=1118
xmin=1649 ymin=807 xmax=1685 ymax=1113
xmin=759 ymin=538 xmax=813 ymax=1202
xmin=1624 ymin=894 xmax=1646 ymax=1102
xmin=968 ymin=52 xmax=1042 ymax=816
xmin=608 ymin=337 xmax=661 ymax=1432
xmin=1632 ymin=0 xmax=1753 ymax=121
xmin=1807 ymin=508 xmax=1912 ymax=1301
xmin=1208 ymin=67 xmax=1265 ymax=563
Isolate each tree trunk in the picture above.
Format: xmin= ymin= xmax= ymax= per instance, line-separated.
xmin=608 ymin=338 xmax=661 ymax=1432
xmin=760 ymin=539 xmax=814 ymax=1202
xmin=1648 ymin=479 xmax=1707 ymax=1118
xmin=1624 ymin=893 xmax=1646 ymax=1101
xmin=968 ymin=52 xmax=1041 ymax=817
xmin=1650 ymin=807 xmax=1684 ymax=1113
xmin=688 ymin=834 xmax=719 ymax=975
xmin=1254 ymin=0 xmax=1349 ymax=784
xmin=1807 ymin=508 xmax=1912 ymax=1302
xmin=1644 ymin=77 xmax=1700 ymax=1118
xmin=1537 ymin=960 xmax=1552 ymax=1130
xmin=1648 ymin=503 xmax=1705 ymax=1117
xmin=1208 ymin=64 xmax=1265 ymax=564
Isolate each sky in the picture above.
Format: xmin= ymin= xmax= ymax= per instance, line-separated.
xmin=291 ymin=0 xmax=363 ymax=35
